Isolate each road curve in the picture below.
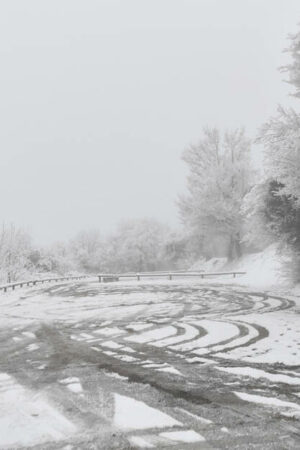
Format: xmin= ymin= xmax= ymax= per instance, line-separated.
xmin=0 ymin=279 xmax=300 ymax=449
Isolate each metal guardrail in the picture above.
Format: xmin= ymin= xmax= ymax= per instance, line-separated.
xmin=98 ymin=271 xmax=246 ymax=282
xmin=0 ymin=270 xmax=247 ymax=292
xmin=0 ymin=275 xmax=89 ymax=293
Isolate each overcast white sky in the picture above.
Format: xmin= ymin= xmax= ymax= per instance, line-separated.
xmin=1 ymin=0 xmax=300 ymax=244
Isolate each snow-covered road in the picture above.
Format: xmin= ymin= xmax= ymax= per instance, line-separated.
xmin=1 ymin=279 xmax=300 ymax=449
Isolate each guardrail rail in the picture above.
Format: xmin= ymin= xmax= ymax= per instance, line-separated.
xmin=97 ymin=271 xmax=246 ymax=282
xmin=0 ymin=275 xmax=89 ymax=293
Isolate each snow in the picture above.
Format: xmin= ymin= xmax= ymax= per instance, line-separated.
xmin=191 ymin=244 xmax=287 ymax=290
xmin=234 ymin=392 xmax=300 ymax=418
xmin=105 ymin=372 xmax=128 ymax=381
xmin=0 ymin=373 xmax=76 ymax=447
xmin=113 ymin=393 xmax=182 ymax=430
xmin=129 ymin=436 xmax=154 ymax=448
xmin=150 ymin=323 xmax=199 ymax=347
xmin=156 ymin=366 xmax=183 ymax=376
xmin=115 ymin=354 xmax=138 ymax=362
xmin=172 ymin=320 xmax=238 ymax=352
xmin=126 ymin=323 xmax=152 ymax=331
xmin=226 ymin=244 xmax=285 ymax=288
xmin=159 ymin=430 xmax=205 ymax=443
xmin=177 ymin=408 xmax=213 ymax=424
xmin=22 ymin=331 xmax=36 ymax=339
xmin=210 ymin=322 xmax=258 ymax=353
xmin=100 ymin=340 xmax=123 ymax=349
xmin=121 ymin=346 xmax=136 ymax=353
xmin=59 ymin=377 xmax=80 ymax=384
xmin=216 ymin=312 xmax=300 ymax=365
xmin=80 ymin=333 xmax=93 ymax=339
xmin=216 ymin=366 xmax=300 ymax=385
xmin=27 ymin=343 xmax=39 ymax=351
xmin=94 ymin=327 xmax=126 ymax=336
xmin=67 ymin=383 xmax=83 ymax=393
xmin=125 ymin=326 xmax=177 ymax=344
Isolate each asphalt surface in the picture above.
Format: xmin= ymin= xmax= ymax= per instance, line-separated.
xmin=1 ymin=279 xmax=300 ymax=449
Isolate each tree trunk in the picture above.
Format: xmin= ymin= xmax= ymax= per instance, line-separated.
xmin=227 ymin=234 xmax=242 ymax=261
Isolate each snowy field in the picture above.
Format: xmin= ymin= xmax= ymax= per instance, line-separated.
xmin=1 ymin=278 xmax=300 ymax=449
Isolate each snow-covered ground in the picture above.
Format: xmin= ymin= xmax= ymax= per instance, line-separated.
xmin=1 ymin=278 xmax=300 ymax=448
xmin=193 ymin=244 xmax=300 ymax=294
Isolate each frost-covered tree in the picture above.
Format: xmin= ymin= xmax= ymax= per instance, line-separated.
xmin=0 ymin=224 xmax=32 ymax=282
xmin=242 ymin=24 xmax=300 ymax=283
xmin=258 ymin=107 xmax=300 ymax=206
xmin=242 ymin=181 xmax=273 ymax=250
xmin=69 ymin=230 xmax=103 ymax=273
xmin=104 ymin=219 xmax=170 ymax=272
xmin=179 ymin=128 xmax=253 ymax=260
xmin=281 ymin=26 xmax=300 ymax=98
xmin=32 ymin=243 xmax=75 ymax=275
xmin=255 ymin=107 xmax=300 ymax=282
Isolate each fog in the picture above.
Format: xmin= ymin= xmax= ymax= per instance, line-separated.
xmin=0 ymin=0 xmax=299 ymax=243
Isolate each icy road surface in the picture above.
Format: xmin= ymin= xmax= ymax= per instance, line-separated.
xmin=1 ymin=279 xmax=300 ymax=449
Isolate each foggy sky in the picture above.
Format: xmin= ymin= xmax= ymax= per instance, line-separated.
xmin=1 ymin=0 xmax=299 ymax=244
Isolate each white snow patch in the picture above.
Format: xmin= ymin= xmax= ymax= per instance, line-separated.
xmin=101 ymin=340 xmax=123 ymax=349
xmin=121 ymin=346 xmax=136 ymax=353
xmin=116 ymin=355 xmax=138 ymax=362
xmin=105 ymin=372 xmax=128 ymax=381
xmin=217 ymin=313 xmax=300 ymax=365
xmin=129 ymin=436 xmax=154 ymax=448
xmin=67 ymin=383 xmax=83 ymax=394
xmin=172 ymin=320 xmax=238 ymax=352
xmin=150 ymin=323 xmax=199 ymax=347
xmin=27 ymin=343 xmax=39 ymax=352
xmin=126 ymin=323 xmax=152 ymax=331
xmin=186 ymin=356 xmax=216 ymax=365
xmin=177 ymin=408 xmax=213 ymax=424
xmin=22 ymin=331 xmax=36 ymax=339
xmin=0 ymin=373 xmax=76 ymax=447
xmin=225 ymin=244 xmax=286 ymax=288
xmin=211 ymin=322 xmax=258 ymax=353
xmin=160 ymin=430 xmax=205 ymax=443
xmin=156 ymin=366 xmax=183 ymax=376
xmin=235 ymin=392 xmax=300 ymax=418
xmin=80 ymin=333 xmax=93 ymax=339
xmin=126 ymin=326 xmax=177 ymax=344
xmin=94 ymin=327 xmax=125 ymax=336
xmin=113 ymin=393 xmax=182 ymax=430
xmin=217 ymin=366 xmax=300 ymax=385
xmin=59 ymin=377 xmax=80 ymax=385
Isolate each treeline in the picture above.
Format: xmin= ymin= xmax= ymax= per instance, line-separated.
xmin=179 ymin=25 xmax=300 ymax=283
xmin=0 ymin=220 xmax=197 ymax=283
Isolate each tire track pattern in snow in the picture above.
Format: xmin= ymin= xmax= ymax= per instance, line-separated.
xmin=2 ymin=280 xmax=300 ymax=449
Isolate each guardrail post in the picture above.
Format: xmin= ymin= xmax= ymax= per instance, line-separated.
xmin=168 ymin=273 xmax=172 ymax=280
xmin=233 ymin=273 xmax=236 ymax=278
xmin=98 ymin=276 xmax=102 ymax=283
xmin=137 ymin=274 xmax=140 ymax=281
